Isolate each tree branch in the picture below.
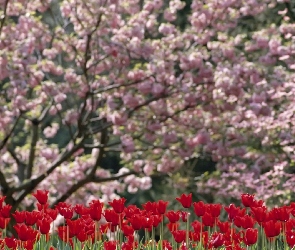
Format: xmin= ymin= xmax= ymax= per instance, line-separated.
xmin=91 ymin=171 xmax=137 ymax=183
xmin=26 ymin=119 xmax=39 ymax=179
xmin=88 ymin=126 xmax=108 ymax=177
xmin=7 ymin=147 xmax=26 ymax=183
xmin=51 ymin=171 xmax=136 ymax=206
xmin=13 ymin=138 xmax=85 ymax=204
xmin=0 ymin=170 xmax=9 ymax=195
xmin=0 ymin=115 xmax=21 ymax=151
xmin=0 ymin=0 xmax=9 ymax=36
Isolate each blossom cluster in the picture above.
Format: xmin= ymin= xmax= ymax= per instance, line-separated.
xmin=1 ymin=0 xmax=295 ymax=213
xmin=0 ymin=191 xmax=294 ymax=249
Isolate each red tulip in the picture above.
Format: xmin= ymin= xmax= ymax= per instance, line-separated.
xmin=224 ymin=204 xmax=245 ymax=221
xmin=270 ymin=206 xmax=291 ymax=222
xmin=12 ymin=211 xmax=26 ymax=223
xmin=172 ymin=230 xmax=186 ymax=243
xmin=89 ymin=200 xmax=104 ymax=221
xmin=32 ymin=190 xmax=49 ymax=205
xmin=37 ymin=217 xmax=52 ymax=234
xmin=67 ymin=218 xmax=85 ymax=237
xmin=251 ymin=206 xmax=268 ymax=224
xmin=0 ymin=217 xmax=10 ymax=229
xmin=109 ymin=198 xmax=126 ymax=214
xmin=4 ymin=237 xmax=18 ymax=249
xmin=191 ymin=220 xmax=204 ymax=233
xmin=104 ymin=209 xmax=120 ymax=226
xmin=124 ymin=205 xmax=141 ymax=218
xmin=263 ymin=220 xmax=281 ymax=238
xmin=165 ymin=210 xmax=180 ymax=223
xmin=244 ymin=228 xmax=258 ymax=246
xmin=217 ymin=220 xmax=231 ymax=233
xmin=25 ymin=211 xmax=41 ymax=226
xmin=77 ymin=230 xmax=88 ymax=242
xmin=209 ymin=232 xmax=224 ymax=248
xmin=129 ymin=214 xmax=144 ymax=230
xmin=241 ymin=194 xmax=255 ymax=208
xmin=0 ymin=204 xmax=12 ymax=218
xmin=104 ymin=240 xmax=117 ymax=250
xmin=176 ymin=193 xmax=192 ymax=208
xmin=202 ymin=212 xmax=215 ymax=227
xmin=142 ymin=201 xmax=158 ymax=214
xmin=14 ymin=224 xmax=39 ymax=241
xmin=207 ymin=203 xmax=222 ymax=218
xmin=74 ymin=204 xmax=90 ymax=216
xmin=193 ymin=201 xmax=206 ymax=217
xmin=0 ymin=196 xmax=6 ymax=209
xmin=121 ymin=224 xmax=134 ymax=236
xmin=157 ymin=200 xmax=169 ymax=214
xmin=286 ymin=230 xmax=295 ymax=247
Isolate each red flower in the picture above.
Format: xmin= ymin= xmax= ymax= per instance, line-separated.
xmin=172 ymin=230 xmax=186 ymax=243
xmin=0 ymin=196 xmax=6 ymax=209
xmin=207 ymin=203 xmax=222 ymax=218
xmin=0 ymin=204 xmax=12 ymax=218
xmin=37 ymin=216 xmax=52 ymax=234
xmin=142 ymin=215 xmax=154 ymax=230
xmin=179 ymin=211 xmax=189 ymax=222
xmin=142 ymin=201 xmax=158 ymax=214
xmin=244 ymin=228 xmax=258 ymax=246
xmin=36 ymin=202 xmax=49 ymax=211
xmin=122 ymin=224 xmax=134 ymax=236
xmin=151 ymin=214 xmax=162 ymax=227
xmin=14 ymin=224 xmax=39 ymax=241
xmin=263 ymin=220 xmax=281 ymax=238
xmin=191 ymin=220 xmax=204 ymax=234
xmin=4 ymin=237 xmax=18 ymax=249
xmin=104 ymin=240 xmax=117 ymax=250
xmin=0 ymin=217 xmax=10 ymax=229
xmin=241 ymin=194 xmax=255 ymax=208
xmin=217 ymin=221 xmax=231 ymax=233
xmin=124 ymin=205 xmax=141 ymax=218
xmin=286 ymin=230 xmax=295 ymax=248
xmin=165 ymin=210 xmax=180 ymax=223
xmin=59 ymin=207 xmax=73 ymax=219
xmin=193 ymin=201 xmax=206 ymax=217
xmin=104 ymin=209 xmax=120 ymax=226
xmin=32 ymin=190 xmax=49 ymax=205
xmin=270 ymin=206 xmax=291 ymax=222
xmin=109 ymin=198 xmax=126 ymax=214
xmin=251 ymin=206 xmax=268 ymax=224
xmin=209 ymin=232 xmax=224 ymax=248
xmin=77 ymin=230 xmax=88 ymax=242
xmin=129 ymin=214 xmax=144 ymax=230
xmin=67 ymin=218 xmax=85 ymax=237
xmin=45 ymin=208 xmax=58 ymax=220
xmin=157 ymin=200 xmax=169 ymax=214
xmin=74 ymin=204 xmax=90 ymax=216
xmin=25 ymin=211 xmax=41 ymax=226
xmin=161 ymin=240 xmax=172 ymax=250
xmin=234 ymin=215 xmax=256 ymax=229
xmin=202 ymin=212 xmax=215 ymax=227
xmin=89 ymin=200 xmax=103 ymax=221
xmin=176 ymin=193 xmax=192 ymax=208
xmin=23 ymin=240 xmax=35 ymax=250
xmin=224 ymin=204 xmax=245 ymax=221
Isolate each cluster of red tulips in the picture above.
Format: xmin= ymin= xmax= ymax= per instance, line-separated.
xmin=0 ymin=191 xmax=294 ymax=249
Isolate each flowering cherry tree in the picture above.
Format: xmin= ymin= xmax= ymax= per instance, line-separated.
xmin=1 ymin=0 xmax=295 ymax=209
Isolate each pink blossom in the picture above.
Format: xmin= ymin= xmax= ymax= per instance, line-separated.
xmin=43 ymin=123 xmax=59 ymax=138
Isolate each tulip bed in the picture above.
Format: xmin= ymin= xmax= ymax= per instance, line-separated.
xmin=0 ymin=191 xmax=294 ymax=249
